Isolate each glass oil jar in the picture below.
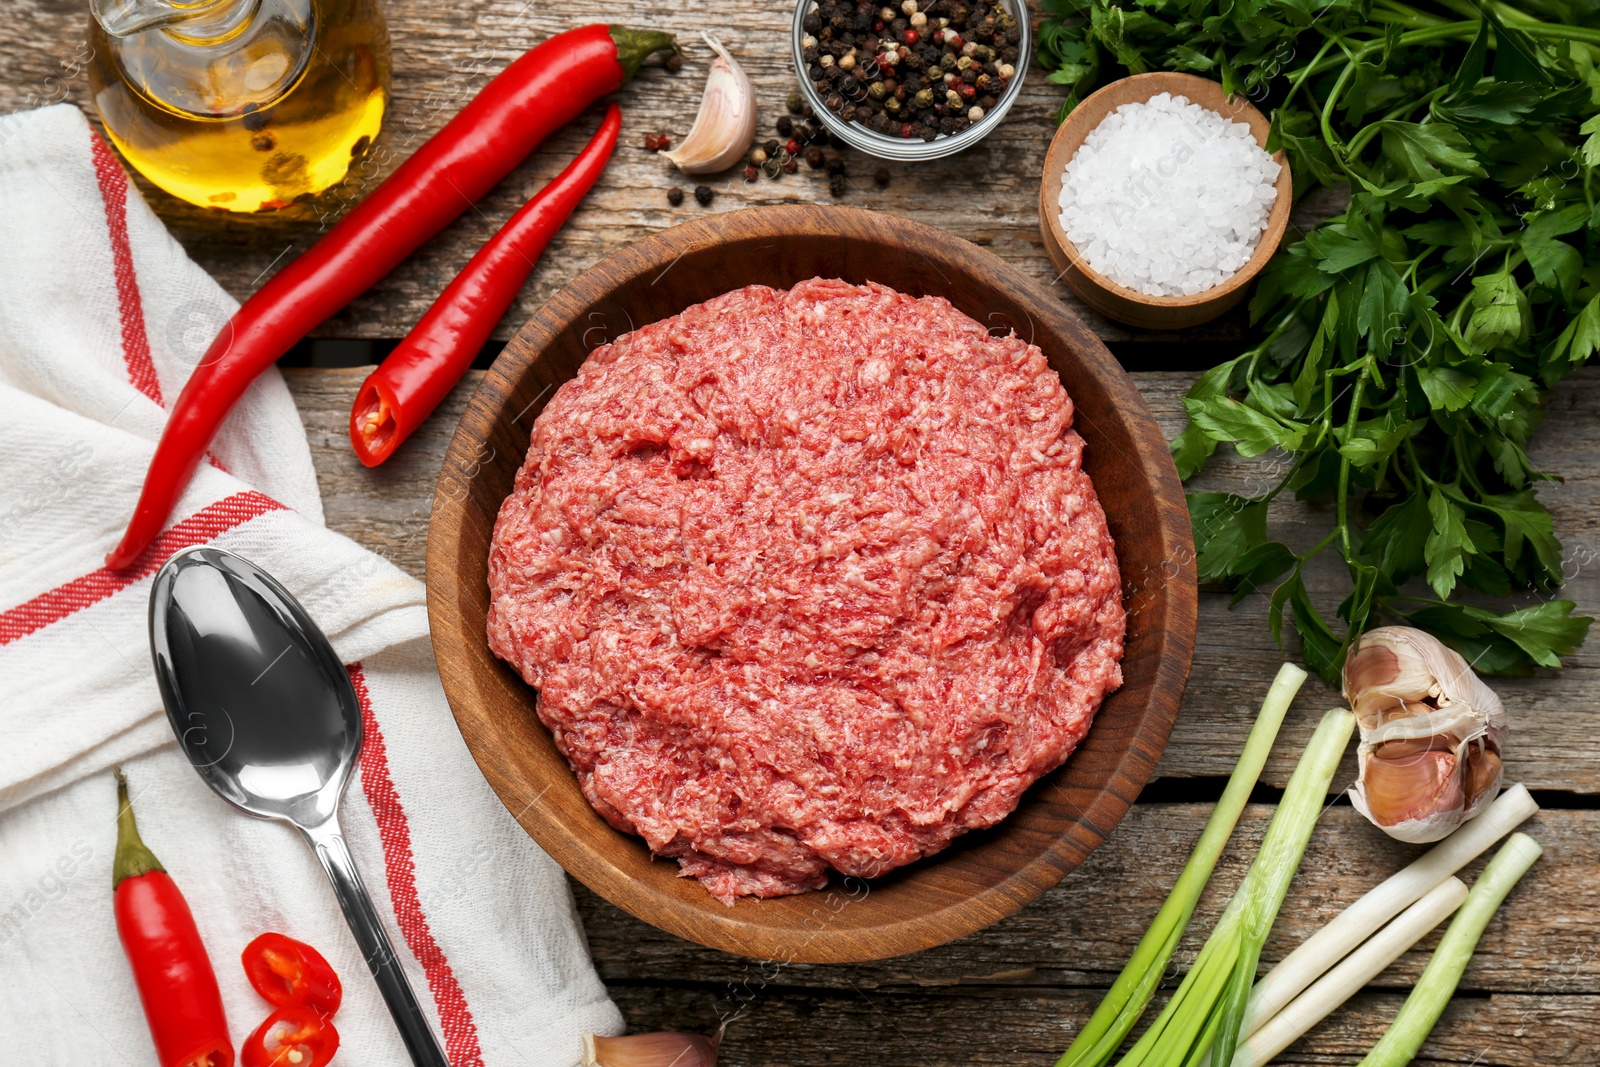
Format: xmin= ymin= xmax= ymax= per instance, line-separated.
xmin=88 ymin=0 xmax=391 ymax=212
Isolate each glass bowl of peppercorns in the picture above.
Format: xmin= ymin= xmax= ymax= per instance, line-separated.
xmin=791 ymin=0 xmax=1030 ymax=161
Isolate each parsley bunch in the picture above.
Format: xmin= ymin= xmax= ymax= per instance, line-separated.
xmin=1040 ymin=0 xmax=1600 ymax=680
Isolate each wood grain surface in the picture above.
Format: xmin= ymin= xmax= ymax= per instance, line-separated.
xmin=0 ymin=0 xmax=1345 ymax=345
xmin=286 ymin=365 xmax=1600 ymax=1064
xmin=424 ymin=205 xmax=1195 ymax=962
xmin=6 ymin=0 xmax=1585 ymax=1053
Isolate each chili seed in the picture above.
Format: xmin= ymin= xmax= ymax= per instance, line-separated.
xmin=667 ymin=186 xmax=684 ymax=206
xmin=694 ymin=185 xmax=713 ymax=205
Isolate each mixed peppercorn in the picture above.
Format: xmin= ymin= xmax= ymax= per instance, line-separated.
xmin=801 ymin=0 xmax=1020 ymax=141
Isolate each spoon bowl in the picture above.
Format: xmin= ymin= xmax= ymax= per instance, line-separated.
xmin=149 ymin=546 xmax=448 ymax=1067
xmin=149 ymin=547 xmax=357 ymax=829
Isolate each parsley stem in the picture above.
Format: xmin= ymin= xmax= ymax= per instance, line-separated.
xmin=1336 ymin=373 xmax=1369 ymax=560
xmin=1301 ymin=527 xmax=1341 ymax=563
xmin=1342 ymin=85 xmax=1445 ymax=161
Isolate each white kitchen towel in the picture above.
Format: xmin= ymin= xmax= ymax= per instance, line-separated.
xmin=0 ymin=104 xmax=621 ymax=1066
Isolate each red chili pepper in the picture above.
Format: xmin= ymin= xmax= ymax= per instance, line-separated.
xmin=241 ymin=933 xmax=343 ymax=1018
xmin=113 ymin=770 xmax=234 ymax=1067
xmin=348 ymin=104 xmax=622 ymax=467
xmin=240 ymin=1005 xmax=339 ymax=1067
xmin=105 ymin=24 xmax=676 ymax=571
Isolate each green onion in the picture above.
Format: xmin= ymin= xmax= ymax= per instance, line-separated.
xmin=1245 ymin=784 xmax=1538 ymax=1031
xmin=1234 ymin=877 xmax=1469 ymax=1067
xmin=1054 ymin=663 xmax=1308 ymax=1067
xmin=1114 ymin=707 xmax=1356 ymax=1067
xmin=1357 ymin=833 xmax=1543 ymax=1067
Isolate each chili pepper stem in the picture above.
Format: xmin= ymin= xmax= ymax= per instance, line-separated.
xmin=609 ymin=28 xmax=679 ymax=79
xmin=114 ymin=769 xmax=166 ymax=888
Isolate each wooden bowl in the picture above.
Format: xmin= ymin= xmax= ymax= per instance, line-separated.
xmin=1039 ymin=72 xmax=1292 ymax=330
xmin=427 ymin=205 xmax=1197 ymax=963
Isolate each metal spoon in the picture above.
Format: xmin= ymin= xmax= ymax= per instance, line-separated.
xmin=148 ymin=545 xmax=449 ymax=1067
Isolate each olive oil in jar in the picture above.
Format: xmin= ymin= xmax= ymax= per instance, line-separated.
xmin=88 ymin=0 xmax=391 ymax=212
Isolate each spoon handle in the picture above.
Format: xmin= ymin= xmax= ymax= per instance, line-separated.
xmin=302 ymin=820 xmax=451 ymax=1067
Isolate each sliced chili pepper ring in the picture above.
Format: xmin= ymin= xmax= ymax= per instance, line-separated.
xmin=241 ymin=932 xmax=343 ymax=1018
xmin=240 ymin=1005 xmax=340 ymax=1067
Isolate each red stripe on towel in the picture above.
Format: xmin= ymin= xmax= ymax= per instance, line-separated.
xmin=349 ymin=663 xmax=486 ymax=1067
xmin=89 ymin=132 xmax=164 ymax=407
xmin=0 ymin=490 xmax=283 ymax=646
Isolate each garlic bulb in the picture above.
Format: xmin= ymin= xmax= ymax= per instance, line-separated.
xmin=660 ymin=33 xmax=756 ymax=175
xmin=582 ymin=1030 xmax=720 ymax=1067
xmin=1343 ymin=626 xmax=1506 ymax=843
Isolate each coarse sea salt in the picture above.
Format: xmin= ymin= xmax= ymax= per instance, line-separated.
xmin=1057 ymin=92 xmax=1281 ymax=298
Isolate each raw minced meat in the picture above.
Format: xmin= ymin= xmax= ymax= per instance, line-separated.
xmin=487 ymin=278 xmax=1125 ymax=904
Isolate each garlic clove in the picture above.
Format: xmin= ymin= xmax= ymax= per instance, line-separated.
xmin=659 ymin=33 xmax=756 ymax=175
xmin=1343 ymin=626 xmax=1505 ymax=732
xmin=1462 ymin=739 xmax=1503 ymax=813
xmin=582 ymin=1030 xmax=721 ymax=1067
xmin=1343 ymin=638 xmax=1433 ymax=727
xmin=1352 ymin=736 xmax=1465 ymax=838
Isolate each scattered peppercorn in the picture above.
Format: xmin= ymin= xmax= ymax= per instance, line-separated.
xmin=787 ymin=90 xmax=806 ymax=114
xmin=667 ymin=186 xmax=684 ymax=206
xmin=743 ymin=165 xmax=760 ymax=182
xmin=805 ymin=146 xmax=827 ymax=169
xmin=694 ymin=185 xmax=713 ymax=206
xmin=783 ymin=155 xmax=799 ymax=174
xmin=874 ymin=167 xmax=890 ymax=186
xmin=666 ymin=51 xmax=684 ymax=72
xmin=828 ymin=173 xmax=848 ymax=196
xmin=776 ymin=116 xmax=794 ymax=137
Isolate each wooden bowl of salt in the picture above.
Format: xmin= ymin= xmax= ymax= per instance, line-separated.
xmin=1039 ymin=72 xmax=1292 ymax=330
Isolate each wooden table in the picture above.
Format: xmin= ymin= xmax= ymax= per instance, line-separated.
xmin=8 ymin=2 xmax=1596 ymax=1064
